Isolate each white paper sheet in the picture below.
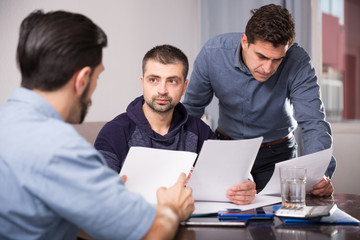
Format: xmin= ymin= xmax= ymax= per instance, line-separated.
xmin=192 ymin=195 xmax=281 ymax=215
xmin=120 ymin=147 xmax=197 ymax=204
xmin=187 ymin=137 xmax=263 ymax=202
xmin=259 ymin=148 xmax=333 ymax=195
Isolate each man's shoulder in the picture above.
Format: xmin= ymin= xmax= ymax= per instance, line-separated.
xmin=204 ymin=32 xmax=242 ymax=49
xmin=101 ymin=112 xmax=133 ymax=130
xmin=108 ymin=112 xmax=130 ymax=124
xmin=45 ymin=119 xmax=94 ymax=149
xmin=286 ymin=43 xmax=310 ymax=62
xmin=96 ymin=112 xmax=135 ymax=140
xmin=1 ymin=117 xmax=98 ymax=171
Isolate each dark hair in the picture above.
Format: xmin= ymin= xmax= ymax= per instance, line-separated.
xmin=142 ymin=44 xmax=189 ymax=80
xmin=245 ymin=4 xmax=295 ymax=47
xmin=17 ymin=10 xmax=107 ymax=91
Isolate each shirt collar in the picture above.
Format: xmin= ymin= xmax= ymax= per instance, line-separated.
xmin=233 ymin=41 xmax=251 ymax=74
xmin=9 ymin=87 xmax=63 ymax=121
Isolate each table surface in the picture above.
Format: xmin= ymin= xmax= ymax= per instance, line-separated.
xmin=174 ymin=193 xmax=360 ymax=240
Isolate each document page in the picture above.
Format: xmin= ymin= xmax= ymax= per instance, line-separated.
xmin=260 ymin=148 xmax=333 ymax=195
xmin=192 ymin=195 xmax=281 ymax=216
xmin=120 ymin=147 xmax=197 ymax=204
xmin=187 ymin=137 xmax=263 ymax=202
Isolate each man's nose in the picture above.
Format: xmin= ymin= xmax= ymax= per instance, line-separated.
xmin=158 ymin=81 xmax=168 ymax=95
xmin=262 ymin=60 xmax=272 ymax=74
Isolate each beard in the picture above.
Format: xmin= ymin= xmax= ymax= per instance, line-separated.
xmin=77 ymin=83 xmax=91 ymax=124
xmin=67 ymin=81 xmax=92 ymax=124
xmin=145 ymin=95 xmax=175 ymax=113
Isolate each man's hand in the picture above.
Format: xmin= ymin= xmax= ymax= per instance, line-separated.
xmin=157 ymin=173 xmax=195 ymax=221
xmin=226 ymin=180 xmax=256 ymax=205
xmin=310 ymin=176 xmax=334 ymax=197
xmin=185 ymin=167 xmax=194 ymax=185
xmin=142 ymin=173 xmax=194 ymax=240
xmin=118 ymin=174 xmax=127 ymax=183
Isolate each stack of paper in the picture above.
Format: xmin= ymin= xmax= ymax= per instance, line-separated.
xmin=192 ymin=195 xmax=282 ymax=216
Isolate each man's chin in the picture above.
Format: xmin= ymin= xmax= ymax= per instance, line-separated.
xmin=153 ymin=104 xmax=173 ymax=113
xmin=253 ymin=71 xmax=274 ymax=82
xmin=154 ymin=107 xmax=172 ymax=113
xmin=254 ymin=75 xmax=271 ymax=82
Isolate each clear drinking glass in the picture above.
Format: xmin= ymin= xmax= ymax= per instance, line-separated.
xmin=280 ymin=167 xmax=307 ymax=208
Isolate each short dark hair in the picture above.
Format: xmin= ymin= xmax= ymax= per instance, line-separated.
xmin=245 ymin=4 xmax=295 ymax=47
xmin=142 ymin=44 xmax=189 ymax=80
xmin=17 ymin=10 xmax=107 ymax=91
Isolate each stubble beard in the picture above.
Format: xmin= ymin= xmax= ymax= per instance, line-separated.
xmin=145 ymin=95 xmax=175 ymax=113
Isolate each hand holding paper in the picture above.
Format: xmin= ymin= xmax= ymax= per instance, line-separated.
xmin=157 ymin=173 xmax=195 ymax=221
xmin=310 ymin=176 xmax=334 ymax=196
xmin=226 ymin=180 xmax=257 ymax=205
xmin=260 ymin=148 xmax=333 ymax=195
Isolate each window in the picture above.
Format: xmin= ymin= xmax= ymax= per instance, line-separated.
xmin=321 ymin=0 xmax=360 ymax=121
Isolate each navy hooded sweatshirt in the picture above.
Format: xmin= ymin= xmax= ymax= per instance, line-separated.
xmin=95 ymin=96 xmax=215 ymax=173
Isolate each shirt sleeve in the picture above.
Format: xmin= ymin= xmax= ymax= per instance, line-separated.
xmin=26 ymin=141 xmax=156 ymax=240
xmin=183 ymin=45 xmax=215 ymax=118
xmin=288 ymin=51 xmax=336 ymax=178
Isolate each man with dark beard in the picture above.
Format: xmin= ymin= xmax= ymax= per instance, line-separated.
xmin=95 ymin=44 xmax=257 ymax=205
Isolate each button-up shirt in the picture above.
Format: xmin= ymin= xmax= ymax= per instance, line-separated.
xmin=0 ymin=88 xmax=156 ymax=240
xmin=183 ymin=32 xmax=336 ymax=177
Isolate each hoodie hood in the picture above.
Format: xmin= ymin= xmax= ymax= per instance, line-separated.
xmin=126 ymin=96 xmax=189 ymax=147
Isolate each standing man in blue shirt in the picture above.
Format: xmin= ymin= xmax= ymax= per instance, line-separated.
xmin=183 ymin=4 xmax=336 ymax=195
xmin=0 ymin=10 xmax=194 ymax=240
xmin=95 ymin=44 xmax=257 ymax=205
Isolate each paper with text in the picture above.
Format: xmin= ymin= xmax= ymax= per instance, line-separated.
xmin=192 ymin=195 xmax=281 ymax=215
xmin=120 ymin=147 xmax=197 ymax=204
xmin=187 ymin=137 xmax=263 ymax=202
xmin=260 ymin=148 xmax=333 ymax=195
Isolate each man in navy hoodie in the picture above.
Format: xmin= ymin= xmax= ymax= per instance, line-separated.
xmin=95 ymin=45 xmax=256 ymax=205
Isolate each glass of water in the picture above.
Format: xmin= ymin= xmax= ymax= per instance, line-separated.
xmin=280 ymin=167 xmax=307 ymax=208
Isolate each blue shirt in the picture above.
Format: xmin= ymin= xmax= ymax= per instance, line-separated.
xmin=183 ymin=32 xmax=336 ymax=177
xmin=0 ymin=88 xmax=156 ymax=240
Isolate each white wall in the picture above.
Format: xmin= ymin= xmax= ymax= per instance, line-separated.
xmin=331 ymin=122 xmax=360 ymax=194
xmin=0 ymin=0 xmax=200 ymax=122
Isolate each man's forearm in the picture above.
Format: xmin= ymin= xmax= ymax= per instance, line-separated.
xmin=142 ymin=205 xmax=180 ymax=240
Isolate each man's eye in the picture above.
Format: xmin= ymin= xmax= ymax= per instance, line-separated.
xmin=150 ymin=78 xmax=157 ymax=82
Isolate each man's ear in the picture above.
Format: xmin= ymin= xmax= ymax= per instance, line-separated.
xmin=140 ymin=76 xmax=144 ymax=92
xmin=241 ymin=33 xmax=248 ymax=49
xmin=74 ymin=66 xmax=92 ymax=96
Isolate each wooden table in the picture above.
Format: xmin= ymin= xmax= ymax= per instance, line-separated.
xmin=174 ymin=193 xmax=360 ymax=240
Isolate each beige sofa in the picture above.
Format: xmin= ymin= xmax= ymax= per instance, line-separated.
xmin=72 ymin=121 xmax=106 ymax=145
